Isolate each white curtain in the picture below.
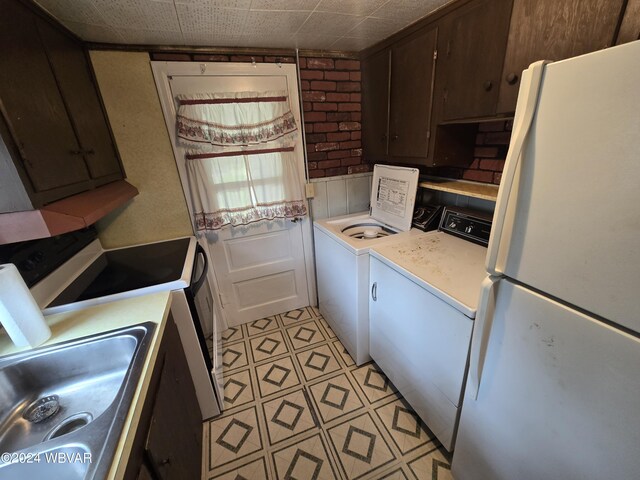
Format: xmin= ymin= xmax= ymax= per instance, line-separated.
xmin=176 ymin=90 xmax=307 ymax=231
xmin=176 ymin=90 xmax=297 ymax=150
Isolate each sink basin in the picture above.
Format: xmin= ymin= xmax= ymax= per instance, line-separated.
xmin=0 ymin=322 xmax=155 ymax=480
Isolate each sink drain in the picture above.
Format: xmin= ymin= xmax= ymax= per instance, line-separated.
xmin=23 ymin=395 xmax=60 ymax=423
xmin=45 ymin=412 xmax=93 ymax=441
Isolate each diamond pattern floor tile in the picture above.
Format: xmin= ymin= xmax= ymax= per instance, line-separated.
xmin=327 ymin=412 xmax=396 ymax=480
xmin=208 ymin=406 xmax=263 ymax=470
xmin=308 ymin=372 xmax=365 ymax=424
xmin=221 ymin=340 xmax=249 ymax=372
xmin=261 ymin=388 xmax=318 ymax=446
xmin=350 ymin=362 xmax=398 ymax=404
xmin=375 ymin=397 xmax=436 ymax=455
xmin=206 ymin=307 xmax=452 ymax=480
xmin=296 ymin=343 xmax=342 ymax=382
xmin=208 ymin=456 xmax=270 ymax=480
xmin=222 ymin=368 xmax=254 ymax=411
xmin=271 ymin=432 xmax=339 ymax=480
xmin=245 ymin=315 xmax=279 ymax=337
xmin=249 ymin=331 xmax=289 ymax=363
xmin=407 ymin=446 xmax=454 ymax=480
xmin=286 ymin=319 xmax=326 ymax=351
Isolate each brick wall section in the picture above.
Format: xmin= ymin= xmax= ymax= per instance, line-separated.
xmin=299 ymin=57 xmax=366 ymax=178
xmin=149 ymin=52 xmax=367 ymax=179
xmin=431 ymin=120 xmax=512 ymax=185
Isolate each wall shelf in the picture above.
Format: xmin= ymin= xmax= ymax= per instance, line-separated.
xmin=418 ymin=177 xmax=499 ymax=201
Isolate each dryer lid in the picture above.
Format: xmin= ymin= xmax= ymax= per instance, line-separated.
xmin=370 ymin=164 xmax=420 ymax=232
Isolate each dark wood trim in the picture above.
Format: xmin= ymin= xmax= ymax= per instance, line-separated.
xmin=359 ymin=0 xmax=475 ymax=60
xmin=86 ymin=42 xmax=360 ymax=59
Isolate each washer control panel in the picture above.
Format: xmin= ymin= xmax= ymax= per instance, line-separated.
xmin=439 ymin=207 xmax=493 ymax=246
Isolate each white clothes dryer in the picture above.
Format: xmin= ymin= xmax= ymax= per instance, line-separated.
xmin=313 ymin=165 xmax=420 ymax=365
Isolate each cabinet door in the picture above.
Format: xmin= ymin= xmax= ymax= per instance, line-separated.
xmin=497 ymin=0 xmax=626 ymax=113
xmin=36 ymin=19 xmax=123 ymax=185
xmin=388 ymin=26 xmax=437 ymax=159
xmin=0 ymin=0 xmax=90 ymax=194
xmin=616 ymin=0 xmax=640 ymax=45
xmin=362 ymin=48 xmax=390 ymax=161
xmin=369 ymin=257 xmax=473 ymax=451
xmin=146 ymin=321 xmax=201 ymax=480
xmin=440 ymin=0 xmax=513 ymax=121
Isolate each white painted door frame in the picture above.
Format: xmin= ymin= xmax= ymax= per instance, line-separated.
xmin=151 ymin=61 xmax=317 ymax=326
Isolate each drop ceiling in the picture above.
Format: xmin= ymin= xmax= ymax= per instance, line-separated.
xmin=34 ymin=0 xmax=453 ymax=52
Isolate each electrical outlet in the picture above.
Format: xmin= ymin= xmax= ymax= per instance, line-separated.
xmin=305 ymin=183 xmax=315 ymax=198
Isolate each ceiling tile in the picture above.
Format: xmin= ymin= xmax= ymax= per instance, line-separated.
xmin=35 ymin=0 xmax=105 ymax=25
xmin=176 ymin=3 xmax=248 ymax=35
xmin=293 ymin=34 xmax=339 ymax=49
xmin=59 ymin=20 xmax=125 ymax=43
xmin=174 ymin=0 xmax=251 ymax=7
xmin=244 ymin=11 xmax=311 ymax=36
xmin=250 ymin=0 xmax=319 ymax=11
xmin=245 ymin=35 xmax=296 ymax=49
xmin=182 ymin=32 xmax=250 ymax=47
xmin=116 ymin=28 xmax=184 ymax=45
xmin=316 ymin=0 xmax=388 ymax=16
xmin=298 ymin=11 xmax=364 ymax=37
xmin=370 ymin=0 xmax=452 ymax=22
xmin=330 ymin=36 xmax=378 ymax=51
xmin=92 ymin=0 xmax=181 ymax=32
xmin=346 ymin=17 xmax=407 ymax=38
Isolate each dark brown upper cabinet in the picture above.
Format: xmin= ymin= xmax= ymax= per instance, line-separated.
xmin=362 ymin=26 xmax=438 ymax=165
xmin=362 ymin=48 xmax=390 ymax=162
xmin=439 ymin=0 xmax=513 ymax=121
xmin=388 ymin=26 xmax=438 ymax=161
xmin=616 ymin=0 xmax=640 ymax=45
xmin=497 ymin=0 xmax=626 ymax=113
xmin=0 ymin=0 xmax=124 ymax=213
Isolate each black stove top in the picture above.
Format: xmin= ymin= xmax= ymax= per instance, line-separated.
xmin=48 ymin=238 xmax=191 ymax=308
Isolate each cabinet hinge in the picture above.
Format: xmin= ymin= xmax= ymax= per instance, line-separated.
xmin=433 ymin=49 xmax=438 ymax=60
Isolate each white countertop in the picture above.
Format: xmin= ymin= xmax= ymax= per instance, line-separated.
xmin=0 ymin=291 xmax=173 ymax=480
xmin=370 ymin=232 xmax=487 ymax=318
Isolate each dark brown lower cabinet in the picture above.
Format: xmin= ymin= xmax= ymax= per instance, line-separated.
xmin=126 ymin=315 xmax=202 ymax=480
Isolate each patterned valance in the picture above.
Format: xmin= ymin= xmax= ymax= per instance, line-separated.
xmin=176 ymin=90 xmax=297 ymax=149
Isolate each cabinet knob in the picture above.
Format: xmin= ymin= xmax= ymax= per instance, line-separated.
xmin=506 ymin=73 xmax=519 ymax=85
xmin=159 ymin=458 xmax=171 ymax=466
xmin=391 ymin=134 xmax=399 ymax=141
xmin=483 ymin=81 xmax=493 ymax=92
xmin=69 ymin=149 xmax=83 ymax=155
xmin=381 ymin=134 xmax=387 ymax=142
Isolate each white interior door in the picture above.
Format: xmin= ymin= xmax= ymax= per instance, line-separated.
xmin=152 ymin=62 xmax=314 ymax=326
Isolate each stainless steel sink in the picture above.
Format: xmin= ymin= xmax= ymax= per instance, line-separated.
xmin=0 ymin=322 xmax=156 ymax=479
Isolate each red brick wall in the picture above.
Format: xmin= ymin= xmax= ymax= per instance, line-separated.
xmin=431 ymin=120 xmax=512 ymax=185
xmin=298 ymin=57 xmax=366 ymax=178
xmin=149 ymin=52 xmax=367 ymax=179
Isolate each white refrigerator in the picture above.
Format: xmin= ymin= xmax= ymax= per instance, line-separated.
xmin=452 ymin=41 xmax=640 ymax=479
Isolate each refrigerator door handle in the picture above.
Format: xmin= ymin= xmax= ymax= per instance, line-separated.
xmin=486 ymin=60 xmax=549 ymax=276
xmin=468 ymin=275 xmax=499 ymax=400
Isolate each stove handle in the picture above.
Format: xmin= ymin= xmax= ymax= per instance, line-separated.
xmin=190 ymin=243 xmax=209 ymax=296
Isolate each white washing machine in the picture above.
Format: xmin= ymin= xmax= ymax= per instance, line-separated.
xmin=313 ymin=165 xmax=420 ymax=365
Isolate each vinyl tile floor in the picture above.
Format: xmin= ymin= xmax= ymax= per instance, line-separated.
xmin=204 ymin=307 xmax=453 ymax=480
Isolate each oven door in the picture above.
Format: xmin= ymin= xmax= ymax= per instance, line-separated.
xmin=184 ymin=243 xmax=224 ymax=407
